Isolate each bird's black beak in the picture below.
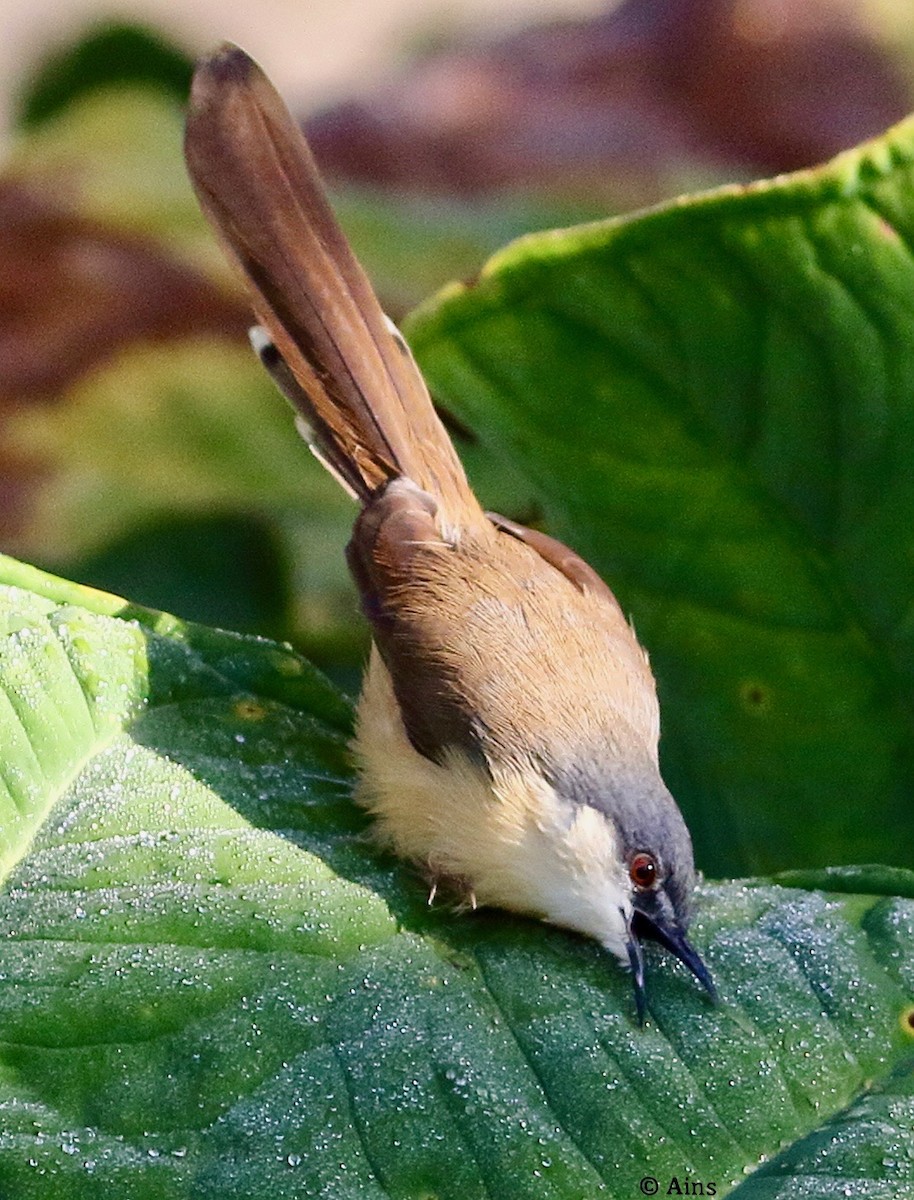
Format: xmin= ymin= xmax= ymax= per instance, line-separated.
xmin=626 ymin=927 xmax=648 ymax=1024
xmin=626 ymin=906 xmax=717 ymax=1022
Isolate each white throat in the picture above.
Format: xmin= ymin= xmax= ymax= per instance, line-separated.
xmin=353 ymin=647 xmax=633 ymax=961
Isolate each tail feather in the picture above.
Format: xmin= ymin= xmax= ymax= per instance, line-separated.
xmin=184 ymin=43 xmax=481 ymax=526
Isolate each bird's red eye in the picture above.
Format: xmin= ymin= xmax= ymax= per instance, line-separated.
xmin=629 ymin=852 xmax=658 ymax=890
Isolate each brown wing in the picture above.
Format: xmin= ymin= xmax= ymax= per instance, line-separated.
xmin=486 ymin=512 xmax=626 ymax=616
xmin=348 ymin=492 xmax=652 ymax=765
xmin=184 ymin=44 xmax=482 ymax=528
xmin=346 ymin=478 xmax=490 ymax=761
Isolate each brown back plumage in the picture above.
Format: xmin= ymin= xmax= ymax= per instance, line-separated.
xmin=184 ymin=44 xmax=482 ymax=527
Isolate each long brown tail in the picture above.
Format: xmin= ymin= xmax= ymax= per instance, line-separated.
xmin=184 ymin=43 xmax=481 ymax=526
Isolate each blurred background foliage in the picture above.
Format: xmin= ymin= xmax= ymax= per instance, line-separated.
xmin=2 ymin=2 xmax=914 ymax=874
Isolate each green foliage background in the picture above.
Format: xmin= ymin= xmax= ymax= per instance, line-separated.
xmin=1 ymin=24 xmax=913 ymax=1199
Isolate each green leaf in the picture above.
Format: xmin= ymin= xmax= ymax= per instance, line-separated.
xmin=14 ymin=23 xmax=193 ymax=130
xmin=1 ymin=554 xmax=914 ymax=1198
xmin=407 ymin=116 xmax=914 ymax=877
xmin=73 ymin=512 xmax=293 ymax=641
xmin=771 ymin=864 xmax=914 ymax=900
xmin=14 ymin=21 xmax=191 ymax=130
xmin=728 ymin=1058 xmax=914 ymax=1199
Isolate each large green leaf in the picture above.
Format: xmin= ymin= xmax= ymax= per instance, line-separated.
xmin=407 ymin=116 xmax=914 ymax=877
xmin=1 ymin=555 xmax=913 ymax=1198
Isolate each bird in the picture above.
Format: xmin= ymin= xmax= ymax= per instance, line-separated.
xmin=183 ymin=43 xmax=715 ymax=1021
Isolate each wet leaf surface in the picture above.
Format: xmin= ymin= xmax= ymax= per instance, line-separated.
xmin=0 ymin=558 xmax=912 ymax=1197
